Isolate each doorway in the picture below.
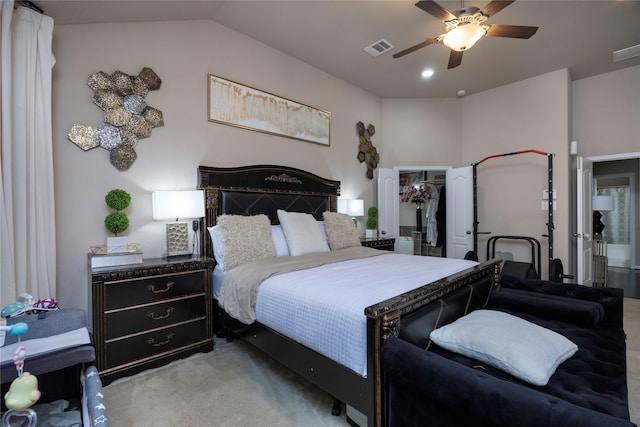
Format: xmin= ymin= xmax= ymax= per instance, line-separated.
xmin=592 ymin=157 xmax=639 ymax=271
xmin=593 ymin=172 xmax=634 ymax=268
xmin=377 ymin=166 xmax=451 ymax=257
xmin=574 ymin=153 xmax=639 ymax=286
xmin=398 ymin=169 xmax=447 ymax=256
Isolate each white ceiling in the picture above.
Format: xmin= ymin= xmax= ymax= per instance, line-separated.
xmin=36 ymin=0 xmax=640 ymax=98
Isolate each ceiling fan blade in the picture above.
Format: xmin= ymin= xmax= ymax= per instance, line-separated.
xmin=415 ymin=1 xmax=456 ymax=23
xmin=480 ymin=1 xmax=515 ymax=18
xmin=393 ymin=37 xmax=439 ymax=59
xmin=447 ymin=50 xmax=463 ymax=69
xmin=485 ymin=24 xmax=538 ymax=39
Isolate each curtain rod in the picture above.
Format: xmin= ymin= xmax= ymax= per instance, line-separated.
xmin=16 ymin=0 xmax=43 ymax=14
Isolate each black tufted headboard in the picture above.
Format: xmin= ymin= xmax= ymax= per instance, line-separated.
xmin=197 ymin=164 xmax=340 ymax=259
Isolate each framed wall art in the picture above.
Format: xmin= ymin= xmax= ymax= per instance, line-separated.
xmin=207 ymin=74 xmax=330 ymax=146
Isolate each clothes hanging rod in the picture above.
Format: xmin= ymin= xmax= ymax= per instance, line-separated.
xmin=16 ymin=0 xmax=43 ymax=14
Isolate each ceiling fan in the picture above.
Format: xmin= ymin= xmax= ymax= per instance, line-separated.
xmin=393 ymin=0 xmax=538 ymax=69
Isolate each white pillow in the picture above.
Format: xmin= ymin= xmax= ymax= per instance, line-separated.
xmin=271 ymin=225 xmax=290 ymax=257
xmin=216 ymin=214 xmax=277 ymax=271
xmin=276 ymin=210 xmax=330 ymax=256
xmin=322 ymin=211 xmax=361 ymax=250
xmin=208 ymin=226 xmax=225 ymax=271
xmin=429 ymin=309 xmax=578 ymax=386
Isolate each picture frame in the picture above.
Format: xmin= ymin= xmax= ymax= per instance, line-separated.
xmin=207 ymin=74 xmax=331 ymax=146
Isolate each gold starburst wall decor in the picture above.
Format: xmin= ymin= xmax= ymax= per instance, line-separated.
xmin=68 ymin=67 xmax=164 ymax=171
xmin=356 ymin=121 xmax=380 ymax=180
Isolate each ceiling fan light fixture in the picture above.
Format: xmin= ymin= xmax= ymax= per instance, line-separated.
xmin=442 ymin=23 xmax=486 ymax=52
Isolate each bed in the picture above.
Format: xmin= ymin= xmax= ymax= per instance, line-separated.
xmin=198 ymin=164 xmax=501 ymax=427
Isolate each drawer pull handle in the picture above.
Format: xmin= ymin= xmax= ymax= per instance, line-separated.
xmin=146 ymin=281 xmax=174 ymax=294
xmin=147 ymin=333 xmax=175 ymax=347
xmin=146 ymin=307 xmax=175 ymax=320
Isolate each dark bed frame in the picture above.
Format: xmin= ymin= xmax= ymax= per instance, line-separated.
xmin=198 ymin=164 xmax=501 ymax=427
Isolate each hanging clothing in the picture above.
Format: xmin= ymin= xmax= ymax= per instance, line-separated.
xmin=425 ymin=185 xmax=439 ymax=246
xmin=436 ymin=186 xmax=446 ymax=248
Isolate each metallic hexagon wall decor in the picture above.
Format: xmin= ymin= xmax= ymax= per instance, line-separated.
xmin=68 ymin=67 xmax=164 ymax=171
xmin=356 ymin=121 xmax=380 ymax=180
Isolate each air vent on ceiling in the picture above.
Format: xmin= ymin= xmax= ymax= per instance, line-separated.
xmin=613 ymin=44 xmax=640 ymax=63
xmin=364 ymin=39 xmax=394 ymax=57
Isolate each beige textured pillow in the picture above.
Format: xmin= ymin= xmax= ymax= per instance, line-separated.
xmin=217 ymin=214 xmax=277 ymax=271
xmin=323 ymin=211 xmax=361 ymax=250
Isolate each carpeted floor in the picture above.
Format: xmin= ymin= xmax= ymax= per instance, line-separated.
xmin=103 ymin=338 xmax=348 ymax=426
xmin=104 ymin=298 xmax=640 ymax=427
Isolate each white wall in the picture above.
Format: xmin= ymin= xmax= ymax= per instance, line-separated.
xmin=382 ymin=70 xmax=571 ymax=278
xmin=460 ymin=69 xmax=571 ymax=278
xmin=573 ymin=66 xmax=640 ymax=269
xmin=380 ymin=98 xmax=462 ymax=167
xmin=572 ymin=66 xmax=640 ymax=157
xmin=52 ymin=20 xmax=382 ymax=313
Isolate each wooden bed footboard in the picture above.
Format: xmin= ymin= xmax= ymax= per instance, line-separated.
xmin=366 ymin=259 xmax=501 ymax=427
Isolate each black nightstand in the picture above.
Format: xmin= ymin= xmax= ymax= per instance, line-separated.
xmin=90 ymin=256 xmax=214 ymax=384
xmin=361 ymin=237 xmax=396 ymax=251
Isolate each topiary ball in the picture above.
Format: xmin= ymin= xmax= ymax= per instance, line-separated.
xmin=366 ymin=217 xmax=378 ymax=229
xmin=367 ymin=206 xmax=378 ymax=217
xmin=104 ymin=212 xmax=129 ymax=235
xmin=105 ymin=189 xmax=131 ymax=211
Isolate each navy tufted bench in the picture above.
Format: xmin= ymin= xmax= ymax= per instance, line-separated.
xmin=381 ymin=275 xmax=636 ymax=427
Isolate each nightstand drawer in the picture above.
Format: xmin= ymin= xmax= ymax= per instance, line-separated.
xmin=104 ymin=270 xmax=205 ymax=310
xmin=105 ymin=296 xmax=206 ymax=340
xmin=105 ymin=318 xmax=208 ymax=368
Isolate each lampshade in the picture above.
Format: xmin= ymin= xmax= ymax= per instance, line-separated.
xmin=592 ymin=195 xmax=614 ymax=212
xmin=442 ymin=23 xmax=486 ymax=52
xmin=337 ymin=199 xmax=364 ymax=217
xmin=152 ymin=190 xmax=205 ymax=220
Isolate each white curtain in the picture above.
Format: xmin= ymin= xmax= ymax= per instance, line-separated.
xmin=1 ymin=0 xmax=56 ymax=303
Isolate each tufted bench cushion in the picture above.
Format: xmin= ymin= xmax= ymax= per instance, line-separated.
xmin=488 ymin=287 xmax=605 ymax=326
xmin=484 ymin=277 xmax=630 ymax=420
xmin=381 ymin=275 xmax=635 ymax=427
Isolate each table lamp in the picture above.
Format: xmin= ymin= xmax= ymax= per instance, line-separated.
xmin=152 ymin=190 xmax=205 ymax=258
xmin=592 ymin=194 xmax=614 ymax=241
xmin=338 ymin=199 xmax=364 ymax=226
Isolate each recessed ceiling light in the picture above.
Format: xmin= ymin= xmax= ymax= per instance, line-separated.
xmin=421 ymin=69 xmax=434 ymax=78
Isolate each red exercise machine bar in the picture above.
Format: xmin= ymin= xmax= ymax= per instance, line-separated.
xmin=472 ymin=149 xmax=555 ymax=279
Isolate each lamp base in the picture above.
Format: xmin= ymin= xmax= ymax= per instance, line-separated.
xmin=593 ymin=210 xmax=605 ymax=241
xmin=166 ymin=222 xmax=190 ymax=258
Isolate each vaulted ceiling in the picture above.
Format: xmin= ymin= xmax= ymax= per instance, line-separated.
xmin=39 ymin=0 xmax=640 ymax=98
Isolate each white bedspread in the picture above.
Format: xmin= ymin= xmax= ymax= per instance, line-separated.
xmin=255 ymin=253 xmax=478 ymax=377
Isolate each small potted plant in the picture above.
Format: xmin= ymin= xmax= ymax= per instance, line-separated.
xmin=366 ymin=206 xmax=378 ymax=238
xmin=104 ymin=189 xmax=131 ymax=252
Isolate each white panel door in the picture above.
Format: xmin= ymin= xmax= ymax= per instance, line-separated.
xmin=576 ymin=157 xmax=593 ymax=285
xmin=446 ymin=166 xmax=474 ymax=259
xmin=377 ymin=168 xmax=398 ymax=240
